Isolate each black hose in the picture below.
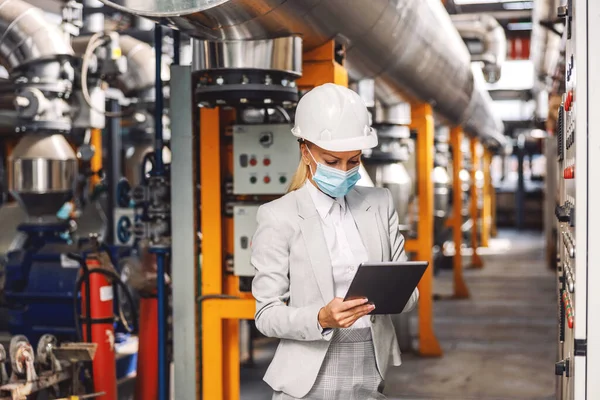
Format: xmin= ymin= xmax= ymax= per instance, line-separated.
xmin=70 ymin=254 xmax=139 ymax=343
xmin=67 ymin=253 xmax=92 ymax=344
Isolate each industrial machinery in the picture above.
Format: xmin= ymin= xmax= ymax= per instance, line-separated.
xmin=0 ymin=0 xmax=150 ymax=397
xmin=0 ymin=334 xmax=98 ymax=399
xmin=552 ymin=0 xmax=600 ymax=398
xmin=91 ymin=0 xmax=509 ymax=398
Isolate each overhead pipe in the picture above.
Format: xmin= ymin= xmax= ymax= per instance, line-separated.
xmin=0 ymin=0 xmax=74 ymax=73
xmin=98 ymin=0 xmax=506 ymax=148
xmin=530 ymin=0 xmax=562 ymax=91
xmin=450 ymin=13 xmax=507 ymax=84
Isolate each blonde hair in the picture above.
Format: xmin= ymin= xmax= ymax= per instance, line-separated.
xmin=287 ymin=159 xmax=310 ymax=192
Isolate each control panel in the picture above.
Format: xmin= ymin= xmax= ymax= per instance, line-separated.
xmin=554 ymin=1 xmax=600 ymax=398
xmin=233 ymin=124 xmax=300 ymax=195
xmin=233 ymin=205 xmax=259 ymax=277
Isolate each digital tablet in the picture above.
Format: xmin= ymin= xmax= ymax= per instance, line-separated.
xmin=343 ymin=261 xmax=429 ymax=315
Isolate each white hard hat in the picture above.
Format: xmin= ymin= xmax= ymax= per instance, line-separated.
xmin=291 ymin=83 xmax=378 ymax=152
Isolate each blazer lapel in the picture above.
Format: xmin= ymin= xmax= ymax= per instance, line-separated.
xmin=296 ymin=185 xmax=335 ymax=302
xmin=346 ymin=189 xmax=383 ymax=262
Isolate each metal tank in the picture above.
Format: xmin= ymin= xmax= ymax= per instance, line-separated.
xmin=7 ymin=134 xmax=78 ymax=218
xmin=365 ymin=163 xmax=412 ymax=232
xmin=363 ymin=125 xmax=413 ymax=231
xmin=97 ymin=0 xmax=506 ymax=148
xmin=433 ymin=166 xmax=451 ymax=219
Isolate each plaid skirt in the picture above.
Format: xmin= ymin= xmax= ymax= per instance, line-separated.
xmin=272 ymin=328 xmax=386 ymax=400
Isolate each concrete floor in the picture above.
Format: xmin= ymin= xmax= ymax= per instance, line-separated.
xmin=240 ymin=229 xmax=557 ymax=400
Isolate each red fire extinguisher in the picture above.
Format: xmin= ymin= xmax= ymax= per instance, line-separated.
xmin=80 ymin=256 xmax=117 ymax=400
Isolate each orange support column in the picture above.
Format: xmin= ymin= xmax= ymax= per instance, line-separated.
xmin=409 ymin=103 xmax=442 ymax=357
xmin=481 ymin=149 xmax=492 ymax=248
xmin=450 ymin=127 xmax=469 ymax=299
xmin=200 ymin=107 xmax=225 ymax=400
xmin=470 ymin=138 xmax=483 ymax=268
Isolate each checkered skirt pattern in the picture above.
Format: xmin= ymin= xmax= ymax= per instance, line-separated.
xmin=272 ymin=328 xmax=386 ymax=400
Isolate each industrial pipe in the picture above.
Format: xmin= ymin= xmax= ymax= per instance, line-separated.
xmin=531 ymin=0 xmax=562 ymax=90
xmin=451 ymin=13 xmax=507 ymax=84
xmin=97 ymin=0 xmax=506 ymax=148
xmin=0 ymin=0 xmax=74 ymax=72
xmin=118 ymin=35 xmax=158 ymax=97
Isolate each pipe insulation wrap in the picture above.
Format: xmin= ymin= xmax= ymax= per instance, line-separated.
xmin=530 ymin=0 xmax=562 ymax=89
xmin=0 ymin=0 xmax=74 ymax=72
xmin=98 ymin=0 xmax=506 ymax=147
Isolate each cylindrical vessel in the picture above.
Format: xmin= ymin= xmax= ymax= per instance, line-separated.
xmin=8 ymin=134 xmax=78 ymax=217
xmin=81 ymin=258 xmax=117 ymax=400
xmin=433 ymin=166 xmax=451 ymax=218
xmin=364 ymin=162 xmax=412 ymax=230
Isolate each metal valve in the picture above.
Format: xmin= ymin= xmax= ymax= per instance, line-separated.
xmin=9 ymin=335 xmax=37 ymax=382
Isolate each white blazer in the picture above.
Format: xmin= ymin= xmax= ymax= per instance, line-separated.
xmin=251 ymin=184 xmax=419 ymax=398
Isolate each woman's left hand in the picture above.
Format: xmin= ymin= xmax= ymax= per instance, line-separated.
xmin=318 ymin=297 xmax=375 ymax=329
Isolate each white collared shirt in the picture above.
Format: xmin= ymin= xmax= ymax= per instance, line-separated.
xmin=305 ymin=181 xmax=371 ymax=329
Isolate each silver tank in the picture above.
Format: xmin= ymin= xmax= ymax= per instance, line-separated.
xmin=8 ymin=134 xmax=78 ymax=217
xmin=365 ymin=163 xmax=412 ymax=231
xmin=433 ymin=166 xmax=451 ymax=218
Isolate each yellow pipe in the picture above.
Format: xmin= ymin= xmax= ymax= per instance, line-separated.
xmin=481 ymin=149 xmax=492 ymax=247
xmin=450 ymin=127 xmax=469 ymax=298
xmin=90 ymin=128 xmax=103 ymax=190
xmin=470 ymin=138 xmax=483 ymax=268
xmin=410 ymin=103 xmax=442 ymax=357
xmin=491 ymin=180 xmax=498 ymax=238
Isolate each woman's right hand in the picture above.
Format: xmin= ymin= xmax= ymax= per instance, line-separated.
xmin=318 ymin=297 xmax=375 ymax=329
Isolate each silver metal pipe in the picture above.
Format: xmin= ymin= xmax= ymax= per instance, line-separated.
xmin=451 ymin=14 xmax=506 ymax=84
xmin=98 ymin=0 xmax=505 ymax=147
xmin=531 ymin=0 xmax=562 ymax=89
xmin=72 ymin=34 xmax=157 ymax=96
xmin=119 ymin=35 xmax=157 ymax=96
xmin=0 ymin=0 xmax=74 ymax=72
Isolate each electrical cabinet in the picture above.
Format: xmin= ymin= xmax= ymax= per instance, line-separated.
xmin=233 ymin=124 xmax=300 ymax=195
xmin=233 ymin=204 xmax=260 ymax=277
xmin=554 ymin=1 xmax=600 ymax=398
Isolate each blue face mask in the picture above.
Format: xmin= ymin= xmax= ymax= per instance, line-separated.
xmin=307 ymin=149 xmax=361 ymax=198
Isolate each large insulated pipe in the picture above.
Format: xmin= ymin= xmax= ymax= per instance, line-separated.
xmin=531 ymin=0 xmax=562 ymax=90
xmin=98 ymin=0 xmax=506 ymax=148
xmin=0 ymin=0 xmax=74 ymax=72
xmin=451 ymin=14 xmax=507 ymax=84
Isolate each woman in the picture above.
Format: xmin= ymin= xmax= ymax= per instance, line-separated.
xmin=251 ymin=83 xmax=419 ymax=400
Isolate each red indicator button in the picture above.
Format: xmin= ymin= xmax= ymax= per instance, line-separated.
xmin=249 ymin=158 xmax=257 ymax=166
xmin=563 ymin=166 xmax=575 ymax=179
xmin=263 ymin=158 xmax=271 ymax=166
xmin=263 ymin=176 xmax=271 ymax=184
xmin=565 ymin=91 xmax=574 ymax=111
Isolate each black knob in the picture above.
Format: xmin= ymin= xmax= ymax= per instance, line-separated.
xmin=555 ymin=360 xmax=566 ymax=376
xmin=555 ymin=205 xmax=570 ymax=222
xmin=557 ymin=5 xmax=568 ymax=18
